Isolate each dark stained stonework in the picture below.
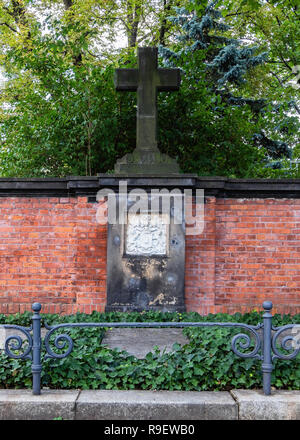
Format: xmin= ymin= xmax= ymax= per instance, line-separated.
xmin=105 ymin=194 xmax=186 ymax=313
xmin=113 ymin=150 xmax=181 ymax=175
xmin=0 ymin=176 xmax=300 ymax=198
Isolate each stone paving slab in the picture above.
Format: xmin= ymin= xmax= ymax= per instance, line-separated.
xmin=75 ymin=390 xmax=237 ymax=420
xmin=102 ymin=328 xmax=190 ymax=358
xmin=0 ymin=389 xmax=80 ymax=420
xmin=231 ymin=389 xmax=300 ymax=420
xmin=0 ymin=327 xmax=48 ymax=350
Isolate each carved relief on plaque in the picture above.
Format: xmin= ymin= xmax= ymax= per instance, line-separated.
xmin=125 ymin=213 xmax=169 ymax=256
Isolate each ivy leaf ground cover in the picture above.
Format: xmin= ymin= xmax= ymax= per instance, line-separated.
xmin=0 ymin=310 xmax=299 ymax=391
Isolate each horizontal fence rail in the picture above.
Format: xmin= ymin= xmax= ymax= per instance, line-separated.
xmin=0 ymin=301 xmax=299 ymax=396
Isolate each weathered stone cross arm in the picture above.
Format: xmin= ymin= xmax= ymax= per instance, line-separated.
xmin=114 ymin=67 xmax=180 ymax=92
xmin=114 ymin=69 xmax=138 ymax=92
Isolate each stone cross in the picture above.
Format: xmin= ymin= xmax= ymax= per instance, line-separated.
xmin=114 ymin=47 xmax=181 ymax=152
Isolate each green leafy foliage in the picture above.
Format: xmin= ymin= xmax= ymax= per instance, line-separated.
xmin=158 ymin=1 xmax=299 ymax=176
xmin=0 ymin=310 xmax=299 ymax=391
xmin=0 ymin=0 xmax=298 ymax=178
xmin=157 ymin=50 xmax=266 ymax=177
xmin=0 ymin=10 xmax=138 ymax=176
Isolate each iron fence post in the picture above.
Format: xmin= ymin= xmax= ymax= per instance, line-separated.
xmin=262 ymin=301 xmax=273 ymax=395
xmin=31 ymin=302 xmax=42 ymax=395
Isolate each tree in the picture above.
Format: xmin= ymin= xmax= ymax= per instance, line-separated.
xmin=221 ymin=0 xmax=300 ymax=169
xmin=221 ymin=0 xmax=299 ymax=109
xmin=0 ymin=0 xmax=134 ymax=176
xmin=158 ymin=0 xmax=299 ymax=175
xmin=0 ymin=0 xmax=298 ymax=177
xmin=0 ymin=1 xmax=191 ymax=176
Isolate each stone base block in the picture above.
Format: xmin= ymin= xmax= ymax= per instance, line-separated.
xmin=114 ymin=149 xmax=180 ymax=175
xmin=0 ymin=389 xmax=79 ymax=420
xmin=231 ymin=389 xmax=300 ymax=420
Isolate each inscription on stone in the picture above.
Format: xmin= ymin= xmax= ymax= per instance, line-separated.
xmin=125 ymin=213 xmax=169 ymax=256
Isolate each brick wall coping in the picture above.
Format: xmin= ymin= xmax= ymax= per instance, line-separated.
xmin=0 ymin=174 xmax=299 ymax=198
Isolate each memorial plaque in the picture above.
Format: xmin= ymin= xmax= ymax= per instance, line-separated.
xmin=106 ymin=194 xmax=185 ymax=312
xmin=125 ymin=213 xmax=169 ymax=256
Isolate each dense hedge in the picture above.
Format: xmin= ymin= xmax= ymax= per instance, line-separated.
xmin=0 ymin=310 xmax=299 ymax=391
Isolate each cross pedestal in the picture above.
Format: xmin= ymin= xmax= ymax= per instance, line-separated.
xmin=114 ymin=47 xmax=181 ymax=175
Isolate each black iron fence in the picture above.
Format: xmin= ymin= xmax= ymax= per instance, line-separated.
xmin=1 ymin=301 xmax=299 ymax=396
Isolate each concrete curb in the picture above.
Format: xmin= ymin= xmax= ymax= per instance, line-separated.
xmin=0 ymin=389 xmax=79 ymax=420
xmin=76 ymin=390 xmax=237 ymax=420
xmin=231 ymin=389 xmax=300 ymax=420
xmin=0 ymin=389 xmax=299 ymax=420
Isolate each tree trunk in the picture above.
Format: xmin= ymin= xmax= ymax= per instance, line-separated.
xmin=63 ymin=0 xmax=73 ymax=10
xmin=159 ymin=0 xmax=169 ymax=46
xmin=159 ymin=0 xmax=180 ymax=46
xmin=127 ymin=1 xmax=141 ymax=47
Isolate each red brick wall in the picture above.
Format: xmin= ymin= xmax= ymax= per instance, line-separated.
xmin=0 ymin=195 xmax=299 ymax=315
xmin=0 ymin=197 xmax=106 ymax=314
xmin=185 ymin=197 xmax=300 ymax=315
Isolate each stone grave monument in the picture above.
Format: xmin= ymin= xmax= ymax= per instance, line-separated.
xmin=113 ymin=46 xmax=181 ymax=175
xmin=104 ymin=47 xmax=192 ymax=314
